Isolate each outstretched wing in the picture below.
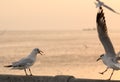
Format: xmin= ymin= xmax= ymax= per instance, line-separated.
xmin=96 ymin=7 xmax=116 ymax=57
xmin=103 ymin=4 xmax=120 ymax=15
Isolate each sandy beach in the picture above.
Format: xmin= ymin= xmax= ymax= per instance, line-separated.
xmin=0 ymin=30 xmax=120 ymax=80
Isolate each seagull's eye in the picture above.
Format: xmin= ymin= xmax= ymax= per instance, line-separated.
xmin=100 ymin=54 xmax=104 ymax=57
xmin=37 ymin=49 xmax=39 ymax=51
xmin=36 ymin=49 xmax=40 ymax=52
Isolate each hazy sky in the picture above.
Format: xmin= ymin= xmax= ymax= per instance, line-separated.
xmin=0 ymin=0 xmax=120 ymax=30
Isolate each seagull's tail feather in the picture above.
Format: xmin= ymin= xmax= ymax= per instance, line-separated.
xmin=4 ymin=65 xmax=13 ymax=67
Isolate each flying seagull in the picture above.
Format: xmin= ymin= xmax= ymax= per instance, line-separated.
xmin=96 ymin=7 xmax=120 ymax=80
xmin=95 ymin=0 xmax=120 ymax=15
xmin=4 ymin=48 xmax=44 ymax=76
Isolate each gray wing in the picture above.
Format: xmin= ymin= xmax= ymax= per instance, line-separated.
xmin=103 ymin=4 xmax=120 ymax=15
xmin=96 ymin=7 xmax=116 ymax=57
xmin=12 ymin=58 xmax=34 ymax=67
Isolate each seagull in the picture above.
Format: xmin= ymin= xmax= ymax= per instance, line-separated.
xmin=4 ymin=48 xmax=44 ymax=76
xmin=94 ymin=0 xmax=120 ymax=15
xmin=96 ymin=7 xmax=120 ymax=80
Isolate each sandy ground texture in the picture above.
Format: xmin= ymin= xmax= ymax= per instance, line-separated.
xmin=0 ymin=30 xmax=120 ymax=80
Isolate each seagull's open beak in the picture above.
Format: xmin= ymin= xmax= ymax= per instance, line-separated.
xmin=39 ymin=50 xmax=44 ymax=55
xmin=96 ymin=57 xmax=101 ymax=61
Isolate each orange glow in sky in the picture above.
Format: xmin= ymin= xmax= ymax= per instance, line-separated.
xmin=0 ymin=0 xmax=120 ymax=30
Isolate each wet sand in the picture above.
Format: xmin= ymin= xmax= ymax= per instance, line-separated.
xmin=0 ymin=30 xmax=120 ymax=80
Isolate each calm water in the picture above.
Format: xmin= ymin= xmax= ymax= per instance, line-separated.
xmin=0 ymin=30 xmax=120 ymax=79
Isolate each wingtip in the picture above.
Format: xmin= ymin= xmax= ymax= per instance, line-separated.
xmin=4 ymin=65 xmax=12 ymax=67
xmin=96 ymin=7 xmax=106 ymax=27
xmin=116 ymin=12 xmax=120 ymax=15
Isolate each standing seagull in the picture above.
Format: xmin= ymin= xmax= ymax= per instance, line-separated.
xmin=96 ymin=7 xmax=120 ymax=80
xmin=95 ymin=0 xmax=120 ymax=15
xmin=4 ymin=48 xmax=44 ymax=76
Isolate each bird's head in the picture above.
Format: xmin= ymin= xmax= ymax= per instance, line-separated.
xmin=34 ymin=48 xmax=44 ymax=55
xmin=96 ymin=54 xmax=104 ymax=61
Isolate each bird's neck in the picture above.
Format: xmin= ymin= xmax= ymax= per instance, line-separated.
xmin=27 ymin=51 xmax=38 ymax=58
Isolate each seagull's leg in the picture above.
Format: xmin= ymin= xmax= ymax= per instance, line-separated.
xmin=108 ymin=69 xmax=114 ymax=80
xmin=24 ymin=69 xmax=28 ymax=76
xmin=29 ymin=68 xmax=33 ymax=76
xmin=99 ymin=67 xmax=109 ymax=75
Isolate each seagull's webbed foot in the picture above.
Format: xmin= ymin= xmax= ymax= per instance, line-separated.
xmin=28 ymin=68 xmax=33 ymax=76
xmin=26 ymin=74 xmax=28 ymax=76
xmin=30 ymin=74 xmax=33 ymax=76
xmin=99 ymin=72 xmax=104 ymax=75
xmin=99 ymin=67 xmax=109 ymax=75
xmin=107 ymin=78 xmax=111 ymax=80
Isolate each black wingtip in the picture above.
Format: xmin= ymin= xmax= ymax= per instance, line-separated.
xmin=96 ymin=7 xmax=105 ymax=23
xmin=4 ymin=65 xmax=12 ymax=67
